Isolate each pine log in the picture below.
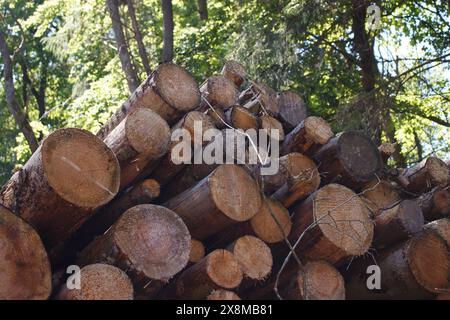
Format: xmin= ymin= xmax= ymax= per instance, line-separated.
xmin=225 ymin=105 xmax=259 ymax=131
xmin=313 ymin=131 xmax=382 ymax=190
xmin=0 ymin=205 xmax=51 ymax=300
xmin=373 ymin=200 xmax=424 ymax=249
xmin=281 ymin=261 xmax=345 ymax=300
xmin=424 ymin=218 xmax=450 ymax=249
xmin=97 ymin=63 xmax=200 ymax=139
xmin=259 ymin=114 xmax=285 ymax=141
xmin=199 ymin=75 xmax=238 ymax=110
xmin=280 ymin=116 xmax=333 ymax=157
xmin=221 ymin=60 xmax=247 ymax=88
xmin=77 ymin=204 xmax=191 ymax=297
xmin=360 ymin=179 xmax=401 ymax=217
xmin=277 ymin=91 xmax=307 ymax=132
xmin=103 ymin=108 xmax=170 ymax=189
xmin=206 ymin=106 xmax=228 ymax=129
xmin=164 ymin=164 xmax=262 ymax=240
xmin=0 ymin=128 xmax=120 ymax=248
xmin=207 ymin=289 xmax=241 ymax=300
xmin=400 ymin=157 xmax=449 ymax=194
xmin=240 ymin=83 xmax=279 ymax=116
xmin=161 ymin=249 xmax=243 ymax=299
xmin=378 ymin=142 xmax=396 ymax=164
xmin=189 ymin=239 xmax=206 ymax=265
xmin=417 ymin=187 xmax=450 ymax=221
xmin=346 ymin=230 xmax=450 ymax=299
xmin=56 ymin=264 xmax=134 ymax=300
xmin=289 ymin=184 xmax=374 ymax=265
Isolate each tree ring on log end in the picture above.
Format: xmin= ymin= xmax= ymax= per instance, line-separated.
xmin=42 ymin=128 xmax=120 ymax=208
xmin=304 ymin=116 xmax=334 ymax=145
xmin=206 ymin=250 xmax=243 ymax=289
xmin=203 ymin=75 xmax=238 ymax=109
xmin=425 ymin=157 xmax=449 ymax=187
xmin=232 ymin=235 xmax=272 ymax=280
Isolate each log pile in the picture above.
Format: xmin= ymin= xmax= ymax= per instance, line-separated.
xmin=0 ymin=60 xmax=449 ymax=300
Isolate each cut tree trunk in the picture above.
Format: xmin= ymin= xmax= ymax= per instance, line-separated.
xmin=373 ymin=200 xmax=424 ymax=249
xmin=259 ymin=114 xmax=285 ymax=141
xmin=424 ymin=218 xmax=450 ymax=249
xmin=378 ymin=142 xmax=396 ymax=164
xmin=77 ymin=204 xmax=191 ymax=298
xmin=417 ymin=187 xmax=450 ymax=221
xmin=161 ymin=0 xmax=174 ymax=63
xmin=207 ymin=290 xmax=241 ymax=300
xmin=103 ymin=108 xmax=170 ymax=189
xmin=221 ymin=60 xmax=247 ymax=88
xmin=289 ymin=184 xmax=374 ymax=265
xmin=0 ymin=205 xmax=51 ymax=300
xmin=56 ymin=264 xmax=134 ymax=300
xmin=277 ymin=91 xmax=308 ymax=132
xmin=97 ymin=63 xmax=200 ymax=139
xmin=199 ymin=75 xmax=238 ymax=111
xmin=313 ymin=131 xmax=382 ymax=190
xmin=399 ymin=157 xmax=449 ymax=194
xmin=280 ymin=261 xmax=345 ymax=300
xmin=0 ymin=128 xmax=120 ymax=248
xmin=280 ymin=116 xmax=333 ymax=157
xmin=360 ymin=179 xmax=401 ymax=217
xmin=160 ymin=249 xmax=243 ymax=299
xmin=164 ymin=164 xmax=261 ymax=240
xmin=206 ymin=106 xmax=227 ymax=129
xmin=189 ymin=239 xmax=205 ymax=265
xmin=225 ymin=105 xmax=259 ymax=131
xmin=240 ymin=83 xmax=279 ymax=116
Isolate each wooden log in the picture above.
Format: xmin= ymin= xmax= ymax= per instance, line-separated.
xmin=189 ymin=239 xmax=206 ymax=265
xmin=221 ymin=60 xmax=247 ymax=88
xmin=207 ymin=289 xmax=241 ymax=300
xmin=206 ymin=106 xmax=227 ymax=129
xmin=424 ymin=218 xmax=450 ymax=249
xmin=103 ymin=108 xmax=170 ymax=189
xmin=417 ymin=187 xmax=450 ymax=221
xmin=161 ymin=249 xmax=243 ymax=299
xmin=227 ymin=235 xmax=273 ymax=287
xmin=259 ymin=114 xmax=285 ymax=141
xmin=281 ymin=261 xmax=345 ymax=300
xmin=378 ymin=142 xmax=396 ymax=164
xmin=0 ymin=205 xmax=51 ymax=300
xmin=0 ymin=128 xmax=120 ymax=248
xmin=77 ymin=204 xmax=191 ymax=298
xmin=400 ymin=157 xmax=449 ymax=194
xmin=346 ymin=230 xmax=450 ymax=299
xmin=199 ymin=75 xmax=238 ymax=110
xmin=97 ymin=63 xmax=200 ymax=139
xmin=280 ymin=116 xmax=333 ymax=157
xmin=289 ymin=184 xmax=374 ymax=265
xmin=373 ymin=200 xmax=424 ymax=249
xmin=241 ymin=83 xmax=279 ymax=116
xmin=164 ymin=164 xmax=262 ymax=240
xmin=225 ymin=105 xmax=259 ymax=131
xmin=313 ymin=131 xmax=382 ymax=190
xmin=277 ymin=91 xmax=307 ymax=132
xmin=360 ymin=179 xmax=401 ymax=217
xmin=56 ymin=264 xmax=134 ymax=300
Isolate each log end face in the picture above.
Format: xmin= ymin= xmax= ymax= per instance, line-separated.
xmin=207 ymin=289 xmax=241 ymax=300
xmin=221 ymin=60 xmax=247 ymax=88
xmin=204 ymin=75 xmax=238 ymax=109
xmin=207 ymin=250 xmax=243 ymax=289
xmin=232 ymin=235 xmax=273 ymax=280
xmin=304 ymin=116 xmax=334 ymax=145
xmin=397 ymin=200 xmax=424 ymax=235
xmin=278 ymin=91 xmax=307 ymax=128
xmin=189 ymin=239 xmax=205 ymax=264
xmin=260 ymin=115 xmax=285 ymax=141
xmin=251 ymin=199 xmax=292 ymax=243
xmin=426 ymin=157 xmax=449 ymax=187
xmin=299 ymin=260 xmax=345 ymax=300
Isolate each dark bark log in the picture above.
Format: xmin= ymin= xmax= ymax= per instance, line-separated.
xmin=277 ymin=91 xmax=308 ymax=132
xmin=161 ymin=0 xmax=174 ymax=63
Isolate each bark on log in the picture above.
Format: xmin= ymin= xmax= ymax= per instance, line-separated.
xmin=277 ymin=91 xmax=307 ymax=132
xmin=400 ymin=157 xmax=449 ymax=194
xmin=0 ymin=205 xmax=51 ymax=300
xmin=207 ymin=290 xmax=241 ymax=300
xmin=417 ymin=187 xmax=450 ymax=221
xmin=0 ymin=128 xmax=120 ymax=248
xmin=373 ymin=199 xmax=424 ymax=249
xmin=199 ymin=75 xmax=238 ymax=110
xmin=77 ymin=204 xmax=191 ymax=297
xmin=56 ymin=264 xmax=134 ymax=300
xmin=378 ymin=142 xmax=396 ymax=164
xmin=206 ymin=106 xmax=227 ymax=129
xmin=160 ymin=249 xmax=243 ymax=299
xmin=289 ymin=184 xmax=374 ymax=265
xmin=103 ymin=108 xmax=170 ymax=189
xmin=280 ymin=116 xmax=333 ymax=157
xmin=281 ymin=261 xmax=345 ymax=300
xmin=97 ymin=63 xmax=200 ymax=139
xmin=189 ymin=239 xmax=206 ymax=265
xmin=259 ymin=114 xmax=285 ymax=141
xmin=240 ymin=83 xmax=279 ymax=116
xmin=313 ymin=131 xmax=382 ymax=190
xmin=164 ymin=164 xmax=262 ymax=240
xmin=225 ymin=105 xmax=259 ymax=131
xmin=221 ymin=60 xmax=247 ymax=88
xmin=360 ymin=179 xmax=401 ymax=217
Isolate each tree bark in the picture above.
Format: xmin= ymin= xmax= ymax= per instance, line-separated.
xmin=161 ymin=0 xmax=174 ymax=63
xmin=277 ymin=91 xmax=308 ymax=132
xmin=400 ymin=157 xmax=449 ymax=194
xmin=197 ymin=0 xmax=208 ymax=20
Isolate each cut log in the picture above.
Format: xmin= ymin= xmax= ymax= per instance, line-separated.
xmin=289 ymin=184 xmax=374 ymax=265
xmin=77 ymin=204 xmax=191 ymax=297
xmin=360 ymin=179 xmax=401 ymax=217
xmin=241 ymin=83 xmax=279 ymax=116
xmin=373 ymin=200 xmax=424 ymax=249
xmin=207 ymin=289 xmax=241 ymax=300
xmin=378 ymin=142 xmax=396 ymax=164
xmin=313 ymin=131 xmax=382 ymax=190
xmin=424 ymin=218 xmax=450 ymax=249
xmin=56 ymin=264 xmax=134 ymax=300
xmin=97 ymin=63 xmax=200 ymax=139
xmin=280 ymin=116 xmax=333 ymax=157
xmin=206 ymin=106 xmax=228 ymax=129
xmin=227 ymin=235 xmax=273 ymax=286
xmin=103 ymin=108 xmax=170 ymax=189
xmin=164 ymin=164 xmax=262 ymax=240
xmin=259 ymin=114 xmax=285 ymax=141
xmin=400 ymin=157 xmax=449 ymax=194
xmin=346 ymin=230 xmax=450 ymax=299
xmin=225 ymin=105 xmax=259 ymax=131
xmin=189 ymin=239 xmax=206 ymax=264
xmin=281 ymin=261 xmax=345 ymax=300
xmin=0 ymin=205 xmax=51 ymax=300
xmin=0 ymin=128 xmax=120 ymax=248
xmin=161 ymin=249 xmax=243 ymax=299
xmin=277 ymin=91 xmax=307 ymax=132
xmin=417 ymin=187 xmax=450 ymax=221
xmin=221 ymin=60 xmax=247 ymax=88
xmin=199 ymin=75 xmax=238 ymax=110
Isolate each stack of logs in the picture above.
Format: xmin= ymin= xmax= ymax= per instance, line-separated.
xmin=0 ymin=61 xmax=449 ymax=300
